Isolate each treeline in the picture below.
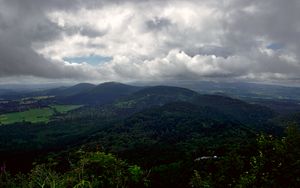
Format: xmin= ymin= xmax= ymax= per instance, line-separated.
xmin=0 ymin=124 xmax=299 ymax=187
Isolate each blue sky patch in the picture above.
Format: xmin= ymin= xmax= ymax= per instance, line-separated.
xmin=64 ymin=55 xmax=112 ymax=65
xmin=266 ymin=43 xmax=283 ymax=50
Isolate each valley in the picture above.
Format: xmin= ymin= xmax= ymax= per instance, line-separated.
xmin=0 ymin=82 xmax=299 ymax=187
xmin=0 ymin=94 xmax=82 ymax=125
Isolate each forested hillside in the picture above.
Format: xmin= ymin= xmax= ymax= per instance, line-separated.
xmin=0 ymin=83 xmax=299 ymax=187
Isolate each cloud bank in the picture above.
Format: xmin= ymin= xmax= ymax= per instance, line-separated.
xmin=0 ymin=0 xmax=299 ymax=84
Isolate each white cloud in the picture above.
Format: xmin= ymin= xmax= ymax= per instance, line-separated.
xmin=41 ymin=1 xmax=222 ymax=60
xmin=0 ymin=0 xmax=300 ymax=85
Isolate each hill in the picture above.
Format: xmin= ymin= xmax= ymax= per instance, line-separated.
xmin=84 ymin=100 xmax=256 ymax=163
xmin=36 ymin=83 xmax=96 ymax=97
xmin=93 ymin=86 xmax=276 ymax=130
xmin=82 ymin=101 xmax=258 ymax=187
xmin=59 ymin=82 xmax=141 ymax=105
xmin=193 ymin=95 xmax=276 ymax=128
xmin=108 ymin=86 xmax=198 ymax=115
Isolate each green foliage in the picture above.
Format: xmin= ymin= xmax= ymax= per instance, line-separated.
xmin=128 ymin=165 xmax=143 ymax=183
xmin=190 ymin=170 xmax=211 ymax=188
xmin=50 ymin=105 xmax=82 ymax=114
xmin=28 ymin=164 xmax=63 ymax=188
xmin=236 ymin=123 xmax=300 ymax=187
xmin=0 ymin=151 xmax=148 ymax=188
xmin=188 ymin=124 xmax=300 ymax=188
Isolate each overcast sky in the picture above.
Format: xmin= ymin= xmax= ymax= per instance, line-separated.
xmin=0 ymin=0 xmax=300 ymax=85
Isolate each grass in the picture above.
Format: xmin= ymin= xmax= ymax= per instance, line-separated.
xmin=0 ymin=108 xmax=54 ymax=125
xmin=0 ymin=105 xmax=82 ymax=125
xmin=51 ymin=105 xmax=83 ymax=113
xmin=114 ymin=100 xmax=136 ymax=108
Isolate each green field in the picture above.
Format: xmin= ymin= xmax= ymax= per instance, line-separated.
xmin=50 ymin=105 xmax=83 ymax=113
xmin=0 ymin=105 xmax=82 ymax=125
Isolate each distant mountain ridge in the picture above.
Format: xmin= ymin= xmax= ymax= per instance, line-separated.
xmin=4 ymin=81 xmax=280 ymax=126
xmin=35 ymin=82 xmax=277 ymax=124
xmin=41 ymin=83 xmax=96 ymax=97
xmin=44 ymin=83 xmax=276 ymax=133
xmin=58 ymin=82 xmax=141 ymax=105
xmin=154 ymin=81 xmax=300 ymax=101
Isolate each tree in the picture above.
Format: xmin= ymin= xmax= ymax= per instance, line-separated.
xmin=237 ymin=123 xmax=300 ymax=187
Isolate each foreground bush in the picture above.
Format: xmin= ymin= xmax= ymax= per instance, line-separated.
xmin=0 ymin=151 xmax=149 ymax=188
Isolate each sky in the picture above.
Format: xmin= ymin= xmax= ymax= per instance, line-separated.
xmin=0 ymin=0 xmax=300 ymax=85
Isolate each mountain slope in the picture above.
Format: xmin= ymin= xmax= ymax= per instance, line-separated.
xmin=116 ymin=86 xmax=197 ymax=107
xmin=58 ymin=83 xmax=96 ymax=96
xmin=26 ymin=83 xmax=96 ymax=97
xmin=193 ymin=94 xmax=276 ymax=127
xmin=84 ymin=101 xmax=256 ymax=167
xmin=94 ymin=86 xmax=276 ymax=128
xmin=60 ymin=82 xmax=141 ymax=105
xmin=93 ymin=85 xmax=199 ymax=117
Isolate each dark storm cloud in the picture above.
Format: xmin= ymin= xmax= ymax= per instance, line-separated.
xmin=185 ymin=45 xmax=233 ymax=58
xmin=0 ymin=0 xmax=108 ymax=79
xmin=223 ymin=0 xmax=300 ymax=54
xmin=0 ymin=0 xmax=151 ymax=79
xmin=146 ymin=17 xmax=172 ymax=31
xmin=220 ymin=0 xmax=300 ymax=82
xmin=79 ymin=27 xmax=107 ymax=38
xmin=62 ymin=25 xmax=107 ymax=38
